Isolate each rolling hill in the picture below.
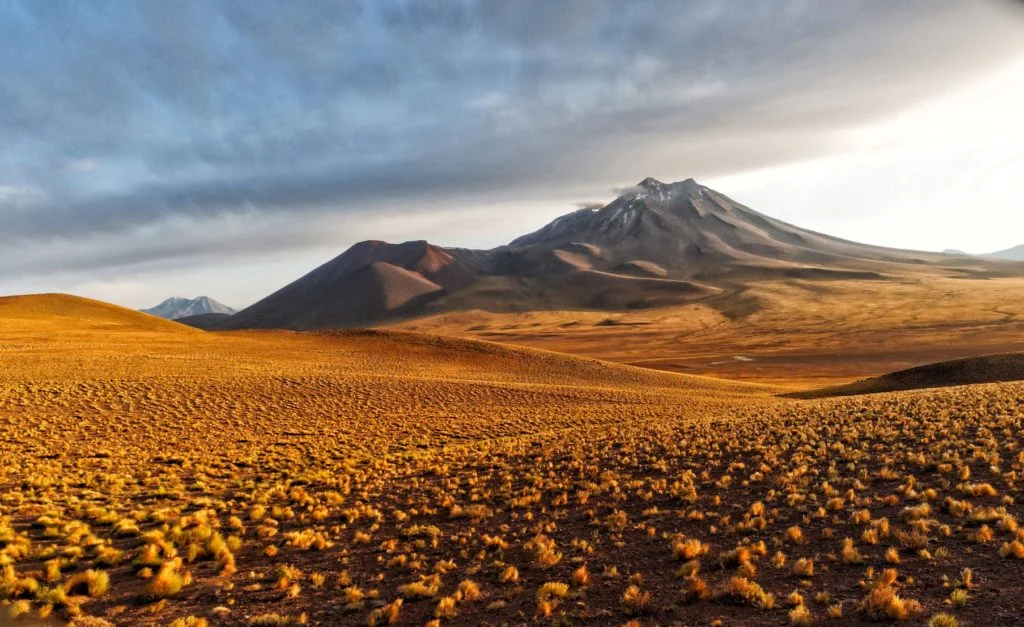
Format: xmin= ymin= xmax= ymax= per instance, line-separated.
xmin=0 ymin=293 xmax=199 ymax=336
xmin=219 ymin=177 xmax=1022 ymax=331
xmin=0 ymin=292 xmax=764 ymax=393
xmin=789 ymin=352 xmax=1024 ymax=398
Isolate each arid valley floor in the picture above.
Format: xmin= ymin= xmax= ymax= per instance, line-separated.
xmin=394 ymin=277 xmax=1024 ymax=386
xmin=2 ymin=291 xmax=1024 ymax=627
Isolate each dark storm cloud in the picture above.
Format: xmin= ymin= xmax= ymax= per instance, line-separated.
xmin=1 ymin=0 xmax=1022 ymax=269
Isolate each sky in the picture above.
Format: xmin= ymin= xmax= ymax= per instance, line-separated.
xmin=1 ymin=1 xmax=1023 ymax=309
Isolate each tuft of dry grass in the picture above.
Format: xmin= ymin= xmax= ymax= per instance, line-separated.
xmin=724 ymin=577 xmax=775 ymax=609
xmin=146 ymin=561 xmax=189 ymax=598
xmin=621 ymin=585 xmax=652 ymax=615
xmin=64 ymin=569 xmax=109 ymax=597
xmin=792 ymin=558 xmax=814 ymax=578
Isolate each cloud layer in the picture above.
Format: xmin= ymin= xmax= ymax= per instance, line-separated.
xmin=2 ymin=1 xmax=1022 ymax=306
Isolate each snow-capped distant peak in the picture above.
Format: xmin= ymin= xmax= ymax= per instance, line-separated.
xmin=140 ymin=296 xmax=236 ymax=320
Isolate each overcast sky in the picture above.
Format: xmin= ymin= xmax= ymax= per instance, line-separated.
xmin=2 ymin=1 xmax=1023 ymax=309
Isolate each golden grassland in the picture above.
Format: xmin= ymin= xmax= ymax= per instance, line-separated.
xmin=393 ymin=277 xmax=1024 ymax=386
xmin=2 ymin=294 xmax=1024 ymax=626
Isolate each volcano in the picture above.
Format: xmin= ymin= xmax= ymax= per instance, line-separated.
xmin=219 ymin=178 xmax=1021 ymax=330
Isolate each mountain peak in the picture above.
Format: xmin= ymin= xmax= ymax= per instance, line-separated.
xmin=141 ymin=296 xmax=236 ymax=320
xmin=634 ymin=177 xmax=702 ymax=196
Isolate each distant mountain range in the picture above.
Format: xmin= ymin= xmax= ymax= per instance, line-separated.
xmin=215 ymin=177 xmax=1024 ymax=331
xmin=987 ymin=245 xmax=1024 ymax=261
xmin=941 ymin=246 xmax=1024 ymax=261
xmin=141 ymin=296 xmax=236 ymax=320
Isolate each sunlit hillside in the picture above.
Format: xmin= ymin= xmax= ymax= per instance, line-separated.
xmin=2 ymin=295 xmax=1023 ymax=625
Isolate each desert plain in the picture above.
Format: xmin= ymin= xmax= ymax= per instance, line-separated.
xmin=3 ymin=282 xmax=1024 ymax=627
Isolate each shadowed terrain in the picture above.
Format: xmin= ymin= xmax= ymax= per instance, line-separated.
xmin=789 ymin=353 xmax=1024 ymax=398
xmin=174 ymin=313 xmax=233 ymax=330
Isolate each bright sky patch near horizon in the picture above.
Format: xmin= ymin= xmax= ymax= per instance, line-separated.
xmin=1 ymin=1 xmax=1022 ymax=309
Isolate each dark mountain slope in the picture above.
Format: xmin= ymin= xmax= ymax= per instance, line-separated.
xmin=221 ymin=241 xmax=472 ymax=330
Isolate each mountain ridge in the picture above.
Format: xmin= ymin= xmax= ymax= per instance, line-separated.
xmin=217 ymin=177 xmax=1024 ymax=331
